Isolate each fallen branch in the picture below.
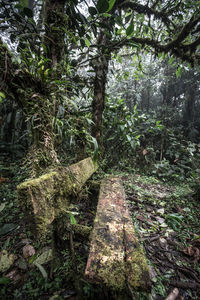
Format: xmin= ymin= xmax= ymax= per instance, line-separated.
xmin=165 ymin=288 xmax=179 ymax=300
xmin=170 ymin=280 xmax=200 ymax=290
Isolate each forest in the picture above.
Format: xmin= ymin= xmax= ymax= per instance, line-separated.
xmin=0 ymin=0 xmax=200 ymax=299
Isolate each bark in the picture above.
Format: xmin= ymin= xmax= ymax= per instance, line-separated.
xmin=185 ymin=83 xmax=196 ymax=124
xmin=17 ymin=157 xmax=98 ymax=239
xmin=85 ymin=176 xmax=151 ymax=291
xmin=92 ymin=30 xmax=110 ymax=150
xmin=43 ymin=0 xmax=67 ymax=68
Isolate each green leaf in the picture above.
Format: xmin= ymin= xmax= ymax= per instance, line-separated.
xmin=0 ymin=92 xmax=5 ymax=99
xmin=88 ymin=6 xmax=97 ymax=15
xmin=85 ymin=39 xmax=90 ymax=48
xmin=127 ymin=135 xmax=131 ymax=142
xmin=19 ymin=0 xmax=28 ymax=7
xmin=176 ymin=66 xmax=182 ymax=78
xmin=68 ymin=212 xmax=77 ymax=225
xmin=126 ymin=23 xmax=134 ymax=36
xmin=0 ymin=224 xmax=17 ymax=236
xmin=33 ymin=262 xmax=48 ymax=279
xmin=0 ymin=277 xmax=11 ymax=285
xmin=108 ymin=0 xmax=116 ymax=11
xmin=97 ymin=0 xmax=109 ymax=13
xmin=168 ymin=57 xmax=174 ymax=64
xmin=0 ymin=203 xmax=5 ymax=213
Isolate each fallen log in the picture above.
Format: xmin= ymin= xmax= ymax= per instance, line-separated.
xmin=85 ymin=176 xmax=151 ymax=292
xmin=17 ymin=157 xmax=97 ymax=238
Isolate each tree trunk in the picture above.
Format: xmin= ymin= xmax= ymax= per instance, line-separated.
xmin=44 ymin=0 xmax=67 ymax=69
xmin=92 ymin=30 xmax=110 ymax=150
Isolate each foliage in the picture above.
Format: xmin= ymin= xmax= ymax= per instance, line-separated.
xmin=103 ymin=99 xmax=200 ymax=181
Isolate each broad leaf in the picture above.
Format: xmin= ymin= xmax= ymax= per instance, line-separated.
xmin=85 ymin=38 xmax=90 ymax=48
xmin=23 ymin=7 xmax=33 ymax=18
xmin=68 ymin=212 xmax=77 ymax=225
xmin=0 ymin=224 xmax=17 ymax=236
xmin=97 ymin=0 xmax=109 ymax=13
xmin=0 ymin=277 xmax=11 ymax=285
xmin=126 ymin=23 xmax=134 ymax=36
xmin=0 ymin=203 xmax=5 ymax=213
xmin=108 ymin=0 xmax=116 ymax=12
xmin=33 ymin=262 xmax=48 ymax=279
xmin=88 ymin=7 xmax=97 ymax=15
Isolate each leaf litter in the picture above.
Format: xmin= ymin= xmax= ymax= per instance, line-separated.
xmin=123 ymin=174 xmax=200 ymax=299
xmin=0 ymin=156 xmax=200 ymax=299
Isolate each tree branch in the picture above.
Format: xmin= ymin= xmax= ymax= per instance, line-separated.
xmin=118 ymin=0 xmax=172 ymax=27
xmin=163 ymin=15 xmax=200 ymax=51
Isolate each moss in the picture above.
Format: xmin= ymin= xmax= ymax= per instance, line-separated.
xmin=17 ymin=158 xmax=98 ymax=239
xmin=17 ymin=172 xmax=57 ymax=190
xmin=97 ymin=259 xmax=126 ymax=290
xmin=126 ymin=246 xmax=151 ymax=290
xmin=72 ymin=224 xmax=92 ymax=237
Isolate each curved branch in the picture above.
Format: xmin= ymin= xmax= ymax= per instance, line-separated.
xmin=163 ymin=15 xmax=200 ymax=51
xmin=110 ymin=34 xmax=200 ymax=65
xmin=118 ymin=0 xmax=172 ymax=27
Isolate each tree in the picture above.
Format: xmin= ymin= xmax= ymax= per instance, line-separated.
xmin=85 ymin=0 xmax=200 ymax=147
xmin=0 ymin=0 xmax=200 ymax=168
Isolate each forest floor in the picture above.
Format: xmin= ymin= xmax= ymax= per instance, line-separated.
xmin=0 ymin=155 xmax=200 ymax=300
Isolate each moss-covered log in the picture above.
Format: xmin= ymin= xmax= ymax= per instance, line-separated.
xmin=17 ymin=157 xmax=97 ymax=238
xmin=85 ymin=177 xmax=151 ymax=292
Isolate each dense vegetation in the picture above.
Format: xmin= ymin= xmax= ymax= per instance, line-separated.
xmin=0 ymin=0 xmax=200 ymax=299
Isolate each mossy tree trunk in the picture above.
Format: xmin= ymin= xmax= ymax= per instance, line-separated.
xmin=43 ymin=0 xmax=67 ymax=69
xmin=0 ymin=0 xmax=69 ymax=176
xmin=92 ymin=29 xmax=110 ymax=151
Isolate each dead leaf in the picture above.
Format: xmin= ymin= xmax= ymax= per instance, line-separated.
xmin=159 ymin=238 xmax=167 ymax=249
xmin=34 ymin=248 xmax=53 ymax=265
xmin=136 ymin=215 xmax=153 ymax=224
xmin=0 ymin=177 xmax=8 ymax=183
xmin=177 ymin=206 xmax=185 ymax=215
xmin=157 ymin=208 xmax=165 ymax=215
xmin=6 ymin=269 xmax=21 ymax=282
xmin=156 ymin=216 xmax=165 ymax=224
xmin=192 ymin=239 xmax=200 ymax=247
xmin=182 ymin=246 xmax=200 ymax=262
xmin=142 ymin=149 xmax=147 ymax=155
xmin=22 ymin=245 xmax=35 ymax=258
